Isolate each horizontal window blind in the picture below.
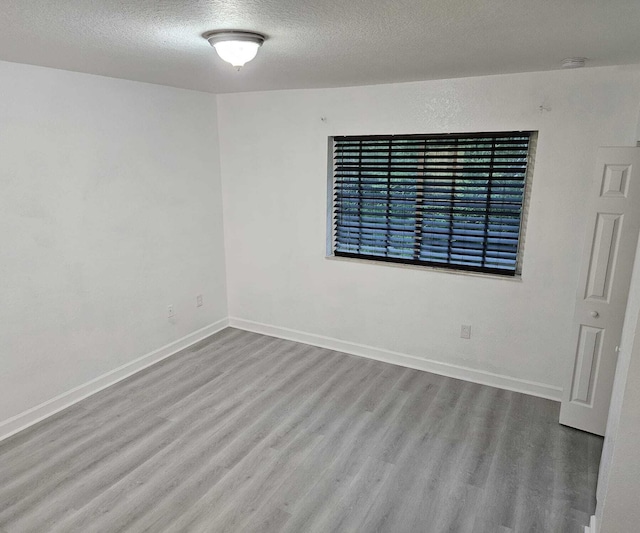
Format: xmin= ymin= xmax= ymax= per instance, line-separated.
xmin=332 ymin=131 xmax=533 ymax=276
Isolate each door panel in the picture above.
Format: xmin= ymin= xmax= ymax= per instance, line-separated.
xmin=560 ymin=148 xmax=640 ymax=435
xmin=569 ymin=325 xmax=602 ymax=404
xmin=584 ymin=213 xmax=621 ymax=301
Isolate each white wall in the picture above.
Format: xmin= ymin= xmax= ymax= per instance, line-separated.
xmin=2 ymin=60 xmax=639 ymax=436
xmin=217 ymin=66 xmax=640 ymax=394
xmin=596 ymin=231 xmax=640 ymax=531
xmin=0 ymin=61 xmax=227 ymax=427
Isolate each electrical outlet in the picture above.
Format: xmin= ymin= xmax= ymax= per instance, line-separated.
xmin=168 ymin=304 xmax=174 ymax=319
xmin=196 ymin=294 xmax=203 ymax=307
xmin=460 ymin=325 xmax=471 ymax=339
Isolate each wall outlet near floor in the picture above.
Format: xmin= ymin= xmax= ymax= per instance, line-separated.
xmin=460 ymin=324 xmax=471 ymax=339
xmin=168 ymin=304 xmax=174 ymax=319
xmin=196 ymin=294 xmax=203 ymax=307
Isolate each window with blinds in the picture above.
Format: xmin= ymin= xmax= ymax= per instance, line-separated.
xmin=331 ymin=131 xmax=534 ymax=276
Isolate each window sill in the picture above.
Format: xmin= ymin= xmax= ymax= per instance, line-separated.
xmin=325 ymin=254 xmax=523 ymax=282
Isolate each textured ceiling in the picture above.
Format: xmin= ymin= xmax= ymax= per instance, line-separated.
xmin=1 ymin=0 xmax=639 ymax=93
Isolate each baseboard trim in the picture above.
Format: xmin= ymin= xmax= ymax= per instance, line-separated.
xmin=228 ymin=317 xmax=563 ymax=401
xmin=0 ymin=318 xmax=229 ymax=443
xmin=585 ymin=514 xmax=597 ymax=533
xmin=1 ymin=316 xmax=563 ymax=444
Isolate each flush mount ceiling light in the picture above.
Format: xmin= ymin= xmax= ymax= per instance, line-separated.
xmin=203 ymin=30 xmax=266 ymax=69
xmin=561 ymin=57 xmax=587 ymax=69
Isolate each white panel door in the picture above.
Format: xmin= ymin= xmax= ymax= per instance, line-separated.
xmin=560 ymin=147 xmax=640 ymax=436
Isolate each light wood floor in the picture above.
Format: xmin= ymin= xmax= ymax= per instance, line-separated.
xmin=0 ymin=328 xmax=601 ymax=533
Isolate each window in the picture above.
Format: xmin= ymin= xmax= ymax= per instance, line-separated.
xmin=330 ymin=131 xmax=534 ymax=276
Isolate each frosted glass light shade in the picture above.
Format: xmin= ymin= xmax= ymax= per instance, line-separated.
xmin=204 ymin=30 xmax=266 ymax=69
xmin=213 ymin=40 xmax=260 ymax=68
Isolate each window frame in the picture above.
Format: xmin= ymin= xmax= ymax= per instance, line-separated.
xmin=327 ymin=131 xmax=537 ymax=277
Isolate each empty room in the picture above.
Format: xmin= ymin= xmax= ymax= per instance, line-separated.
xmin=2 ymin=1 xmax=640 ymax=532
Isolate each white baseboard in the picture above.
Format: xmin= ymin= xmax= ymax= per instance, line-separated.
xmin=0 ymin=318 xmax=229 ymax=443
xmin=228 ymin=317 xmax=563 ymax=401
xmin=0 ymin=315 xmax=563 ymax=444
xmin=585 ymin=515 xmax=597 ymax=533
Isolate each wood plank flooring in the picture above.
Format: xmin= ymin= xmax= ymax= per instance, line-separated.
xmin=0 ymin=328 xmax=602 ymax=532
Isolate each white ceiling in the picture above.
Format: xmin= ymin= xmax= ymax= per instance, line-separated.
xmin=1 ymin=0 xmax=639 ymax=94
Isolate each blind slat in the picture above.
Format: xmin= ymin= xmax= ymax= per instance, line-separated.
xmin=332 ymin=131 xmax=533 ymax=275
